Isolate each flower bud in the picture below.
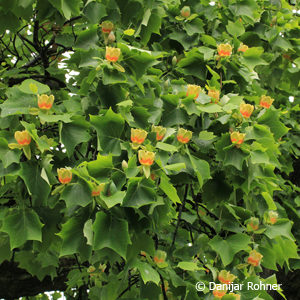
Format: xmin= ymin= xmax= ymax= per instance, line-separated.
xmin=240 ymin=103 xmax=254 ymax=118
xmin=228 ymin=293 xmax=241 ymax=300
xmin=230 ymin=131 xmax=245 ymax=145
xmin=217 ymin=43 xmax=232 ymax=57
xmin=151 ymin=125 xmax=166 ymax=141
xmin=105 ymin=47 xmax=121 ymax=62
xmin=138 ymin=150 xmax=155 ymax=166
xmin=218 ymin=270 xmax=237 ymax=284
xmin=247 ymin=250 xmax=263 ymax=267
xmin=181 ymin=6 xmax=191 ymax=18
xmin=38 ymin=94 xmax=54 ymax=110
xmin=177 ymin=128 xmax=192 ymax=144
xmin=131 ymin=128 xmax=147 ymax=145
xmin=101 ymin=21 xmax=114 ymax=34
xmin=108 ymin=31 xmax=116 ymax=43
xmin=14 ymin=130 xmax=31 ymax=146
xmin=57 ymin=168 xmax=72 ymax=184
xmin=172 ymin=56 xmax=177 ymax=66
xmin=153 ymin=250 xmax=167 ymax=266
xmin=186 ymin=84 xmax=201 ymax=99
xmin=259 ymin=95 xmax=274 ymax=109
xmin=122 ymin=160 xmax=128 ymax=170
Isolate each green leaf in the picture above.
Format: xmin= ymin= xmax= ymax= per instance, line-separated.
xmin=19 ymin=162 xmax=51 ymax=206
xmin=198 ymin=131 xmax=216 ymax=140
xmin=103 ymin=68 xmax=127 ymax=85
xmin=58 ymin=215 xmax=91 ymax=257
xmin=224 ymin=147 xmax=248 ymax=171
xmin=209 ymin=234 xmax=251 ymax=266
xmin=261 ymin=192 xmax=277 ymax=210
xmin=257 ymin=108 xmax=289 ymax=139
xmin=0 ymin=87 xmax=36 ymax=117
xmin=136 ymin=261 xmax=160 ymax=285
xmin=122 ymin=178 xmax=156 ymax=208
xmin=49 ymin=0 xmax=80 ymax=19
xmin=90 ymin=108 xmax=125 ymax=156
xmin=177 ymin=261 xmax=201 ymax=271
xmin=0 ymin=232 xmax=11 ymax=263
xmin=264 ymin=220 xmax=295 ymax=241
xmin=240 ymin=47 xmax=268 ymax=70
xmin=101 ymin=191 xmax=126 ymax=209
xmin=87 ymin=154 xmax=114 ymax=180
xmin=197 ymin=103 xmax=222 ymax=113
xmin=160 ymin=173 xmax=181 ymax=204
xmin=61 ymin=180 xmax=92 ymax=208
xmin=0 ymin=137 xmax=20 ymax=168
xmin=18 ymin=79 xmax=50 ymax=94
xmin=83 ymin=2 xmax=106 ymax=24
xmin=156 ymin=142 xmax=178 ymax=152
xmin=93 ymin=212 xmax=131 ymax=259
xmin=164 ymin=163 xmax=186 ymax=172
xmin=60 ymin=118 xmax=91 ymax=156
xmin=1 ymin=208 xmax=43 ymax=249
xmin=226 ymin=20 xmax=245 ymax=37
xmin=75 ymin=24 xmax=98 ymax=49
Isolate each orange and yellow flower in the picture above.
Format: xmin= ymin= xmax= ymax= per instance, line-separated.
xmin=208 ymin=88 xmax=220 ymax=103
xmin=213 ymin=286 xmax=227 ymax=299
xmin=246 ymin=217 xmax=259 ymax=231
xmin=152 ymin=125 xmax=166 ymax=141
xmin=100 ymin=21 xmax=114 ymax=33
xmin=181 ymin=6 xmax=191 ymax=18
xmin=91 ymin=183 xmax=105 ymax=197
xmin=38 ymin=94 xmax=54 ymax=110
xmin=230 ymin=131 xmax=245 ymax=145
xmin=238 ymin=43 xmax=248 ymax=52
xmin=218 ymin=270 xmax=237 ymax=284
xmin=153 ymin=250 xmax=167 ymax=265
xmin=267 ymin=210 xmax=278 ymax=224
xmin=240 ymin=103 xmax=254 ymax=118
xmin=177 ymin=128 xmax=192 ymax=144
xmin=57 ymin=168 xmax=72 ymax=184
xmin=217 ymin=43 xmax=232 ymax=57
xmin=260 ymin=95 xmax=274 ymax=109
xmin=247 ymin=250 xmax=263 ymax=267
xmin=186 ymin=84 xmax=201 ymax=99
xmin=15 ymin=130 xmax=31 ymax=146
xmin=131 ymin=128 xmax=147 ymax=144
xmin=138 ymin=150 xmax=155 ymax=166
xmin=105 ymin=47 xmax=121 ymax=62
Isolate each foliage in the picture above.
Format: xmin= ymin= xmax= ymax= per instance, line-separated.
xmin=0 ymin=0 xmax=299 ymax=299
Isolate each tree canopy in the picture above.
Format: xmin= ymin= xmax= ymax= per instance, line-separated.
xmin=0 ymin=0 xmax=299 ymax=299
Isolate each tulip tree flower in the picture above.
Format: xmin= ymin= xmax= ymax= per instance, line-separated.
xmin=246 ymin=217 xmax=260 ymax=231
xmin=238 ymin=43 xmax=249 ymax=52
xmin=105 ymin=47 xmax=121 ymax=62
xmin=57 ymin=168 xmax=72 ymax=184
xmin=218 ymin=270 xmax=237 ymax=284
xmin=212 ymin=285 xmax=227 ymax=299
xmin=131 ymin=128 xmax=147 ymax=145
xmin=266 ymin=210 xmax=278 ymax=224
xmin=260 ymin=95 xmax=274 ymax=109
xmin=91 ymin=183 xmax=105 ymax=197
xmin=240 ymin=103 xmax=254 ymax=118
xmin=15 ymin=130 xmax=31 ymax=146
xmin=181 ymin=6 xmax=190 ymax=18
xmin=208 ymin=87 xmax=220 ymax=103
xmin=151 ymin=125 xmax=166 ymax=141
xmin=138 ymin=150 xmax=155 ymax=166
xmin=186 ymin=84 xmax=201 ymax=99
xmin=230 ymin=131 xmax=245 ymax=145
xmin=100 ymin=21 xmax=114 ymax=33
xmin=38 ymin=94 xmax=54 ymax=110
xmin=217 ymin=43 xmax=232 ymax=57
xmin=247 ymin=250 xmax=263 ymax=267
xmin=177 ymin=128 xmax=192 ymax=144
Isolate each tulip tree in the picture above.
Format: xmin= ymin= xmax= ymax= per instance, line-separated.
xmin=0 ymin=0 xmax=299 ymax=299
